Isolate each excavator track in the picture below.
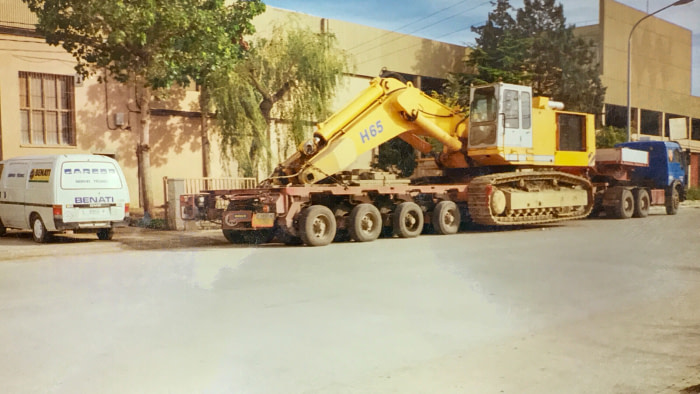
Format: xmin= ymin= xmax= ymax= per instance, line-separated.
xmin=467 ymin=171 xmax=593 ymax=226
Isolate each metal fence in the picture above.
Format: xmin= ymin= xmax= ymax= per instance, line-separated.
xmin=163 ymin=176 xmax=258 ymax=210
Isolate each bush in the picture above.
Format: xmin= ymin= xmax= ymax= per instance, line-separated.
xmin=686 ymin=187 xmax=700 ymax=201
xmin=596 ymin=126 xmax=627 ymax=148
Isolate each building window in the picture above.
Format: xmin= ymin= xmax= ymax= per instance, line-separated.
xmin=692 ymin=119 xmax=700 ymax=141
xmin=19 ymin=72 xmax=75 ymax=146
xmin=640 ymin=109 xmax=661 ymax=136
xmin=604 ymin=104 xmax=628 ymax=129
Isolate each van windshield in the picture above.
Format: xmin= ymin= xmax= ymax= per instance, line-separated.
xmin=61 ymin=161 xmax=122 ymax=189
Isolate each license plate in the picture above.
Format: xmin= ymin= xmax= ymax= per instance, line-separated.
xmin=79 ymin=208 xmax=109 ymax=220
xmin=252 ymin=212 xmax=275 ymax=228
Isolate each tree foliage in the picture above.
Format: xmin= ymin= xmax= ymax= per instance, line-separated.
xmin=23 ymin=0 xmax=263 ymax=87
xmin=23 ymin=0 xmax=264 ymax=213
xmin=210 ymin=23 xmax=350 ymax=177
xmin=596 ymin=126 xmax=627 ymax=148
xmin=447 ymin=0 xmax=605 ymax=114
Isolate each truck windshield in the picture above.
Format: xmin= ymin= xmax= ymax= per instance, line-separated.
xmin=471 ymin=87 xmax=498 ymax=123
xmin=61 ymin=161 xmax=122 ymax=189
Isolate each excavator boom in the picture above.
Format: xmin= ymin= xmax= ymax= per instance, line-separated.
xmin=269 ymin=78 xmax=467 ymax=185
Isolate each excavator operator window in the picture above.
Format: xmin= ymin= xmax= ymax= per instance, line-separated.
xmin=504 ymin=90 xmax=519 ymax=128
xmin=558 ymin=113 xmax=586 ymax=152
xmin=470 ymin=87 xmax=497 ymax=123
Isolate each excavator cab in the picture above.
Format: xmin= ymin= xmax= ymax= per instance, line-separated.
xmin=466 ymin=82 xmax=595 ymax=170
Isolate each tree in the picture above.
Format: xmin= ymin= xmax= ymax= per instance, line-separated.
xmin=447 ymin=0 xmax=605 ymax=114
xmin=596 ymin=126 xmax=627 ymax=148
xmin=209 ymin=23 xmax=350 ymax=177
xmin=515 ymin=0 xmax=606 ymax=114
xmin=23 ymin=0 xmax=264 ymax=216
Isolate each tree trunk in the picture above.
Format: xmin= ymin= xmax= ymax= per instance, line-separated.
xmin=199 ymin=86 xmax=211 ymax=178
xmin=138 ymin=87 xmax=154 ymax=217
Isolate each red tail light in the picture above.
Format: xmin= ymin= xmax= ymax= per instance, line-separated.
xmin=125 ymin=203 xmax=130 ymax=215
xmin=53 ymin=205 xmax=63 ymax=218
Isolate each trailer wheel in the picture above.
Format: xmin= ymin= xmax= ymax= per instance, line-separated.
xmin=615 ymin=189 xmax=635 ymax=219
xmin=348 ymin=204 xmax=382 ymax=242
xmin=393 ymin=202 xmax=424 ymax=238
xmin=665 ymin=185 xmax=680 ymax=215
xmin=632 ymin=189 xmax=650 ymax=218
xmin=31 ymin=214 xmax=52 ymax=243
xmin=97 ymin=228 xmax=114 ymax=241
xmin=299 ymin=205 xmax=336 ymax=247
xmin=432 ymin=201 xmax=461 ymax=235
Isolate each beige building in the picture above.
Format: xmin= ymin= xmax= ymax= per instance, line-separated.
xmin=577 ymin=0 xmax=700 ymax=185
xmin=0 ymin=2 xmax=468 ymax=209
xmin=1 ymin=0 xmax=699 ymax=214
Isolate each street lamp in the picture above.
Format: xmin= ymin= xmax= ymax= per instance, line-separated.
xmin=626 ymin=0 xmax=694 ymax=142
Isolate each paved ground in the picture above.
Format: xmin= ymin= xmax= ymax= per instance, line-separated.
xmin=1 ymin=204 xmax=700 ymax=393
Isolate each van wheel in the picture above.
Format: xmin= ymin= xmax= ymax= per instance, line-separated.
xmin=97 ymin=228 xmax=114 ymax=241
xmin=0 ymin=219 xmax=6 ymax=236
xmin=31 ymin=215 xmax=52 ymax=243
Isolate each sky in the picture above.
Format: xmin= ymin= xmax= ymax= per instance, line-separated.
xmin=264 ymin=0 xmax=700 ymax=96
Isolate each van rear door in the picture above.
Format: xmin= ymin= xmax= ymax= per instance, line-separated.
xmin=59 ymin=160 xmax=127 ymax=224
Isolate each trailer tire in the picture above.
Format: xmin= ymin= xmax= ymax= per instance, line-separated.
xmin=666 ymin=184 xmax=680 ymax=215
xmin=31 ymin=214 xmax=52 ymax=243
xmin=615 ymin=189 xmax=635 ymax=219
xmin=393 ymin=202 xmax=424 ymax=238
xmin=348 ymin=204 xmax=382 ymax=242
xmin=632 ymin=189 xmax=650 ymax=218
xmin=299 ymin=205 xmax=336 ymax=247
xmin=432 ymin=201 xmax=461 ymax=235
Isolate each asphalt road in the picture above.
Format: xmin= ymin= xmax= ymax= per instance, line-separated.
xmin=1 ymin=206 xmax=700 ymax=393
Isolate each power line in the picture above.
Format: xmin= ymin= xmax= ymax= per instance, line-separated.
xmin=350 ymin=1 xmax=491 ymax=58
xmin=347 ymin=0 xmax=476 ymax=52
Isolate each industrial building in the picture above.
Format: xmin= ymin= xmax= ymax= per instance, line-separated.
xmin=0 ymin=0 xmax=698 ymax=210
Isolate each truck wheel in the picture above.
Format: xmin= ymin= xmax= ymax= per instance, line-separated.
xmin=349 ymin=204 xmax=382 ymax=242
xmin=632 ymin=189 xmax=650 ymax=218
xmin=432 ymin=201 xmax=461 ymax=235
xmin=615 ymin=189 xmax=634 ymax=219
xmin=393 ymin=202 xmax=424 ymax=238
xmin=31 ymin=215 xmax=52 ymax=243
xmin=97 ymin=228 xmax=114 ymax=241
xmin=299 ymin=205 xmax=336 ymax=247
xmin=666 ymin=185 xmax=680 ymax=215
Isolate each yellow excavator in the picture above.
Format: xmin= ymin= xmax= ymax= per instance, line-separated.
xmin=210 ymin=77 xmax=596 ymax=246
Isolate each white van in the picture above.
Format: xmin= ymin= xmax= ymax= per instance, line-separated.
xmin=0 ymin=154 xmax=130 ymax=242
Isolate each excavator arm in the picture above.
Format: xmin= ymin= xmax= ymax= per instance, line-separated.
xmin=267 ymin=78 xmax=468 ymax=185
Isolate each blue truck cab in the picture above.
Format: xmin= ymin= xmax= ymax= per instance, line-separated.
xmin=616 ymin=140 xmax=687 ymax=203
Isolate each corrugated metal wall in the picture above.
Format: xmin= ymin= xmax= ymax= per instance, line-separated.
xmin=0 ymin=0 xmax=37 ymax=30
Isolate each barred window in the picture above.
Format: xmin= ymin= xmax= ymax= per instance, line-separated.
xmin=19 ymin=72 xmax=75 ymax=146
